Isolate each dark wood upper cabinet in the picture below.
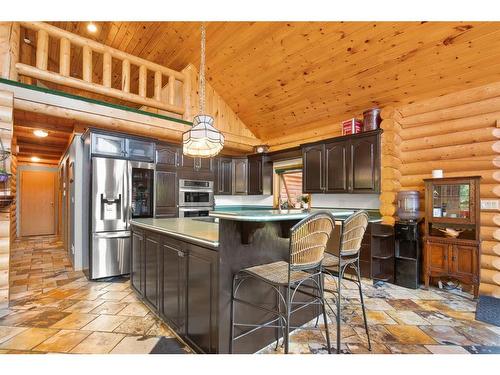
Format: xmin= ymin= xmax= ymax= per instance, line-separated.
xmin=247 ymin=154 xmax=273 ymax=195
xmin=181 ymin=155 xmax=213 ymax=172
xmin=302 ymin=130 xmax=381 ymax=194
xmin=155 ymin=170 xmax=178 ymax=218
xmin=156 ymin=144 xmax=180 ymax=168
xmin=324 ymin=140 xmax=349 ymax=193
xmin=350 ymin=134 xmax=379 ymax=193
xmin=302 ymin=144 xmax=324 ymax=193
xmin=214 ymin=157 xmax=233 ymax=195
xmin=232 ymin=158 xmax=248 ymax=195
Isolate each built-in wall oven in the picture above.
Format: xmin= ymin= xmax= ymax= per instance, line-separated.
xmin=178 ymin=179 xmax=214 ymax=217
xmin=179 ymin=179 xmax=214 ymax=207
xmin=179 ymin=207 xmax=212 ymax=217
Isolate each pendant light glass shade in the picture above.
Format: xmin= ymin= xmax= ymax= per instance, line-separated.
xmin=182 ymin=23 xmax=224 ymax=158
xmin=182 ymin=115 xmax=224 ymax=158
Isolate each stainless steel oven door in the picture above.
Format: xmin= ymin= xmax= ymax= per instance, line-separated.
xmin=178 ymin=179 xmax=214 ymax=207
xmin=179 ymin=207 xmax=212 ymax=218
xmin=91 ymin=231 xmax=131 ymax=279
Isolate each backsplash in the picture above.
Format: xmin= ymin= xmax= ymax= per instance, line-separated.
xmin=214 ymin=195 xmax=274 ymax=207
xmin=311 ymin=194 xmax=380 ymax=209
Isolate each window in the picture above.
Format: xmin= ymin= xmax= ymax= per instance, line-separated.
xmin=274 ymin=166 xmax=309 ymax=209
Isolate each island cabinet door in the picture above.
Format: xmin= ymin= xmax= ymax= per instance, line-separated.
xmin=302 ymin=144 xmax=324 ymax=193
xmin=186 ymin=244 xmax=218 ymax=353
xmin=131 ymin=229 xmax=145 ymax=296
xmin=350 ymin=134 xmax=380 ymax=193
xmin=324 ymin=140 xmax=349 ymax=193
xmin=144 ymin=233 xmax=161 ymax=309
xmin=161 ymin=238 xmax=187 ymax=333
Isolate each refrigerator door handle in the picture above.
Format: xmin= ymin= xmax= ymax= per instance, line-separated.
xmin=93 ymin=231 xmax=131 ymax=239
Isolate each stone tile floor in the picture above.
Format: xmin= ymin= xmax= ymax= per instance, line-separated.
xmin=1 ymin=236 xmax=499 ymax=354
xmin=0 ymin=236 xmax=191 ymax=354
xmin=259 ymin=274 xmax=500 ymax=354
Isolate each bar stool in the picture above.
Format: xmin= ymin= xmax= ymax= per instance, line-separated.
xmin=321 ymin=210 xmax=371 ymax=353
xmin=229 ymin=211 xmax=335 ymax=354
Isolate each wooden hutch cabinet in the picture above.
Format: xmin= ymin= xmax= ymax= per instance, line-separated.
xmin=423 ymin=176 xmax=481 ymax=298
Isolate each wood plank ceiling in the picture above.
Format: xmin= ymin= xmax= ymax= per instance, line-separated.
xmin=13 ymin=110 xmax=75 ymax=164
xmin=27 ymin=21 xmax=500 ymax=149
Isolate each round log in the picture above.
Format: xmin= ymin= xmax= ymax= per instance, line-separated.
xmin=381 ymin=154 xmax=402 ymax=169
xmin=481 ymin=212 xmax=500 ymax=227
xmin=380 ymin=192 xmax=398 ymax=204
xmin=482 ymin=241 xmax=500 ymax=256
xmin=401 ymin=111 xmax=500 ymax=140
xmin=399 ymin=81 xmax=500 ymax=118
xmin=481 ymin=269 xmax=500 ymax=286
xmin=481 ymin=226 xmax=500 ymax=242
xmin=400 ymin=97 xmax=500 ymax=127
xmin=401 ymin=127 xmax=499 ymax=152
xmin=479 ymin=283 xmax=500 ymax=298
xmin=382 ymin=131 xmax=402 ymax=145
xmin=481 ymin=184 xmax=500 ymax=198
xmin=401 ymin=141 xmax=498 ymax=163
xmin=0 ymin=106 xmax=13 ymax=123
xmin=381 ymin=167 xmax=402 ymax=180
xmin=380 ymin=203 xmax=397 ymax=217
xmin=0 ymin=91 xmax=14 ymax=106
xmin=380 ymin=118 xmax=403 ymax=133
xmin=381 ymin=179 xmax=401 ymax=192
xmin=481 ymin=255 xmax=500 ymax=271
xmin=401 ymin=169 xmax=499 ymax=187
xmin=401 ymin=157 xmax=495 ymax=175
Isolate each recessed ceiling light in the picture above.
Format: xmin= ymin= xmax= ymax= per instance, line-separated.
xmin=33 ymin=129 xmax=48 ymax=138
xmin=87 ymin=22 xmax=97 ymax=33
xmin=31 ymin=156 xmax=40 ymax=162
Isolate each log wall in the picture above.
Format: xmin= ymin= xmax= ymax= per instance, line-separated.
xmin=382 ymin=82 xmax=500 ymax=297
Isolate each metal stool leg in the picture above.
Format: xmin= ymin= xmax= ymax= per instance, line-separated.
xmin=275 ymin=285 xmax=284 ymax=350
xmin=319 ymin=273 xmax=332 ymax=354
xmin=336 ymin=269 xmax=342 ymax=354
xmin=284 ymin=284 xmax=291 ymax=354
xmin=355 ymin=261 xmax=371 ymax=350
xmin=229 ymin=274 xmax=237 ymax=354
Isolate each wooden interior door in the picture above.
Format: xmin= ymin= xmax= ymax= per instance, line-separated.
xmin=20 ymin=170 xmax=57 ymax=236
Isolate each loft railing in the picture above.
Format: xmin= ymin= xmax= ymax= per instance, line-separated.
xmin=16 ymin=22 xmax=186 ymax=116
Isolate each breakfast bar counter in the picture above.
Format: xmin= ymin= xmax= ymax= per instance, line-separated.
xmin=130 ymin=209 xmax=381 ymax=353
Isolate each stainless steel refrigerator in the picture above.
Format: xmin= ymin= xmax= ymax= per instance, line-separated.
xmin=83 ymin=130 xmax=155 ymax=280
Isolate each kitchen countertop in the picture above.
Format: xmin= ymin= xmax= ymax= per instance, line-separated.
xmin=210 ymin=208 xmax=382 ymax=223
xmin=130 ymin=218 xmax=219 ymax=248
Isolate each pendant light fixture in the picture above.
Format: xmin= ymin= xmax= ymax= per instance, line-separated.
xmin=182 ymin=23 xmax=224 ymax=158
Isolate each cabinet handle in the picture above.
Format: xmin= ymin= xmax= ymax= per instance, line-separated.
xmin=177 ymin=250 xmax=184 ymax=258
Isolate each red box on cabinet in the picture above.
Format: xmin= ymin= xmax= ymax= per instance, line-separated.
xmin=342 ymin=118 xmax=362 ymax=135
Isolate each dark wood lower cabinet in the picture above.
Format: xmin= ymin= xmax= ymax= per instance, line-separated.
xmin=161 ymin=237 xmax=186 ymax=333
xmin=144 ymin=234 xmax=160 ymax=309
xmin=131 ymin=225 xmax=218 ymax=353
xmin=131 ymin=230 xmax=145 ymax=295
xmin=186 ymin=244 xmax=218 ymax=354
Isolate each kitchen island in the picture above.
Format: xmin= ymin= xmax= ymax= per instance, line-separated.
xmin=130 ymin=209 xmax=382 ymax=353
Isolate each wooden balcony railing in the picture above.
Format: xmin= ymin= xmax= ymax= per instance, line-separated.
xmin=16 ymin=22 xmax=186 ymax=116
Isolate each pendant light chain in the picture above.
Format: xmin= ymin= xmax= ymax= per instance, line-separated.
xmin=199 ymin=23 xmax=206 ymax=114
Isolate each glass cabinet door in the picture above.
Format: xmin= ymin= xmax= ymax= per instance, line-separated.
xmin=126 ymin=139 xmax=155 ymax=161
xmin=432 ymin=183 xmax=470 ymax=219
xmin=92 ymin=134 xmax=125 ymax=157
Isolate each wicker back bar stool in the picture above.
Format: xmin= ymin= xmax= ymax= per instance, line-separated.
xmin=321 ymin=210 xmax=371 ymax=353
xmin=229 ymin=211 xmax=335 ymax=354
